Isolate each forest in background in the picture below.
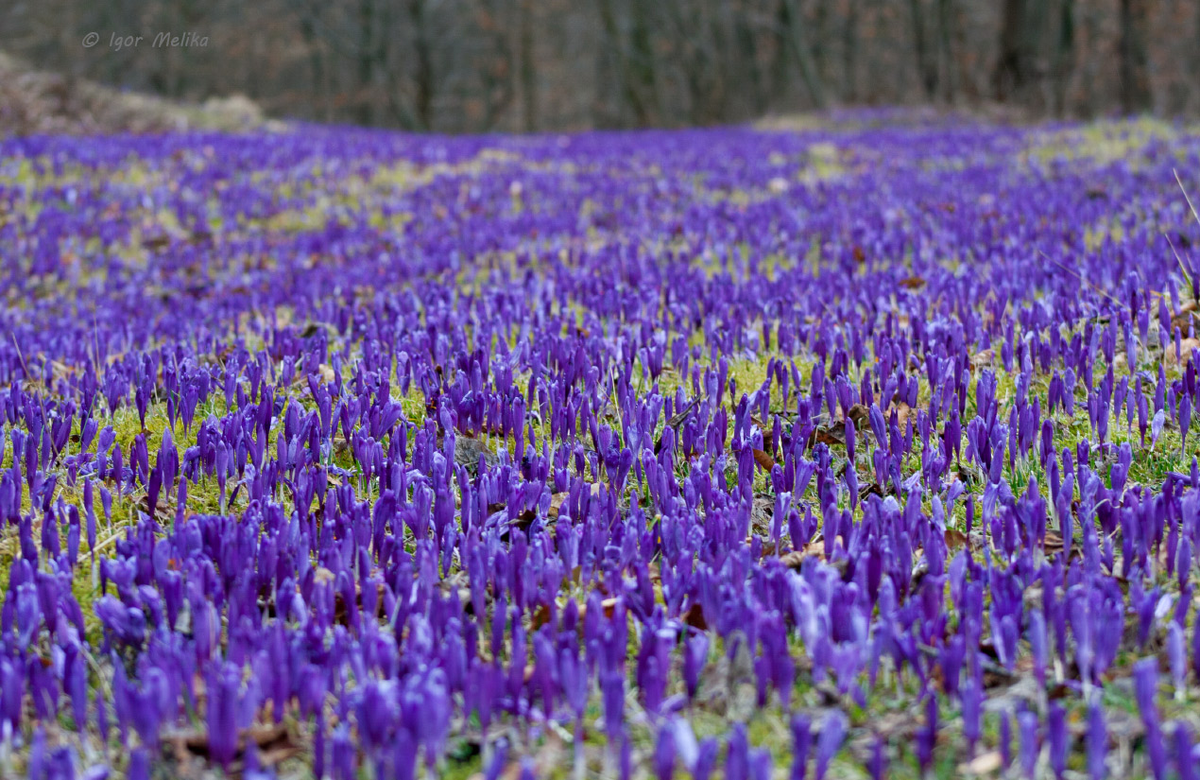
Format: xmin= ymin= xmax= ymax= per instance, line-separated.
xmin=0 ymin=0 xmax=1196 ymax=133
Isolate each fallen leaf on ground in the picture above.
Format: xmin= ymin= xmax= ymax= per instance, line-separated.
xmin=944 ymin=528 xmax=970 ymax=550
xmin=960 ymin=751 xmax=1003 ymax=775
xmin=1166 ymin=338 xmax=1200 ymax=366
xmin=780 ymin=540 xmax=826 ymax=569
xmin=547 ymin=492 xmax=569 ymax=518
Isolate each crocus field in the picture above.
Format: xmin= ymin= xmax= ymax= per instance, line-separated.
xmin=5 ymin=116 xmax=1200 ymax=780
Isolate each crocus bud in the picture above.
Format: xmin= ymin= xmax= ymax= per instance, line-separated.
xmin=1086 ymin=697 xmax=1107 ymax=780
xmin=1018 ymin=711 xmax=1039 ymax=779
xmin=790 ymin=713 xmax=811 ymax=780
xmin=815 ymin=710 xmax=846 ymax=780
xmin=1048 ymin=703 xmax=1067 ymax=779
xmin=127 ymin=749 xmax=150 ymax=780
xmin=694 ymin=738 xmax=719 ymax=780
xmin=1175 ymin=722 xmax=1196 ymax=780
xmin=654 ymin=725 xmax=675 ymax=780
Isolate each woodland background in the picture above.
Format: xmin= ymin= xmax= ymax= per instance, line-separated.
xmin=0 ymin=0 xmax=1194 ymax=132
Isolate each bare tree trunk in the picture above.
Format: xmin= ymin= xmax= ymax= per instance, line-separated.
xmin=813 ymin=0 xmax=828 ymax=88
xmin=735 ymin=6 xmax=766 ymax=115
xmin=937 ymin=0 xmax=956 ymax=103
xmin=474 ymin=0 xmax=515 ymax=132
xmin=664 ymin=0 xmax=704 ymax=124
xmin=297 ymin=15 xmax=329 ymax=122
xmin=1194 ymin=0 xmax=1200 ymax=113
xmin=597 ymin=0 xmax=657 ymax=126
xmin=1076 ymin=0 xmax=1096 ymax=116
xmin=993 ymin=0 xmax=1026 ymax=101
xmin=1118 ymin=0 xmax=1151 ymax=114
xmin=842 ymin=0 xmax=858 ymax=103
xmin=781 ymin=0 xmax=826 ymax=108
xmin=1051 ymin=0 xmax=1075 ymax=117
xmin=520 ymin=0 xmax=537 ymax=132
xmin=356 ymin=0 xmax=376 ymax=125
xmin=352 ymin=0 xmax=372 ymax=123
xmin=409 ymin=0 xmax=434 ymax=130
xmin=627 ymin=0 xmax=658 ymax=124
xmin=909 ymin=0 xmax=938 ymax=100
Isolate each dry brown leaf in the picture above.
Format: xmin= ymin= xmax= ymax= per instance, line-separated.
xmin=1166 ymin=338 xmax=1200 ymax=367
xmin=163 ymin=721 xmax=297 ymax=767
xmin=454 ymin=435 xmax=499 ymax=471
xmin=846 ymin=403 xmax=870 ymax=428
xmin=136 ymin=492 xmax=175 ymax=523
xmin=752 ymin=448 xmax=775 ymax=471
xmin=547 ymin=492 xmax=569 ymax=519
xmin=656 ymin=399 xmax=700 ymax=455
xmin=960 ymin=751 xmax=1003 ymax=775
xmin=531 ymin=603 xmax=553 ymax=630
xmin=684 ymin=602 xmax=708 ymax=630
xmin=577 ymin=597 xmax=619 ymax=622
xmin=50 ymin=360 xmax=73 ymax=382
xmin=780 ymin=541 xmax=826 ymax=569
xmin=944 ymin=528 xmax=970 ymax=550
xmin=860 ymin=482 xmax=891 ymax=499
xmin=1172 ymin=301 xmax=1200 ymax=330
xmin=970 ymin=349 xmax=994 ymax=370
xmin=808 ymin=421 xmax=847 ymax=448
xmin=780 ymin=551 xmax=806 ymax=569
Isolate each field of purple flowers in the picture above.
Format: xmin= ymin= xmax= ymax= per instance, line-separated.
xmin=3 ymin=116 xmax=1200 ymax=779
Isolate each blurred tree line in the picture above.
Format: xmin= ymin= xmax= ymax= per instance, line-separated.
xmin=1 ymin=0 xmax=1195 ymax=132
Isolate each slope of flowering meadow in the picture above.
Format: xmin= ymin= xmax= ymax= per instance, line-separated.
xmin=3 ymin=116 xmax=1200 ymax=779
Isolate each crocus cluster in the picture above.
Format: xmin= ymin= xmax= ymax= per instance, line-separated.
xmin=2 ymin=117 xmax=1200 ymax=778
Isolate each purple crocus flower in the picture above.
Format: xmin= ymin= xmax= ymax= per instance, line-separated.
xmin=868 ymin=736 xmax=886 ymax=780
xmin=998 ymin=710 xmax=1012 ymax=770
xmin=1175 ymin=722 xmax=1196 ymax=780
xmin=694 ymin=738 xmax=719 ymax=780
xmin=1018 ymin=710 xmax=1039 ymax=779
xmin=1134 ymin=659 xmax=1168 ymax=780
xmin=726 ymin=724 xmax=750 ymax=780
xmin=1048 ymin=702 xmax=1068 ymax=779
xmin=917 ymin=695 xmax=938 ymax=775
xmin=1168 ymin=621 xmax=1187 ymax=696
xmin=126 ymin=749 xmax=150 ymax=780
xmin=207 ymin=662 xmax=241 ymax=770
xmin=790 ymin=713 xmax=811 ymax=780
xmin=684 ymin=633 xmax=708 ymax=702
xmin=1087 ymin=697 xmax=1107 ymax=780
xmin=815 ymin=710 xmax=846 ymax=780
xmin=655 ymin=724 xmax=676 ymax=780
